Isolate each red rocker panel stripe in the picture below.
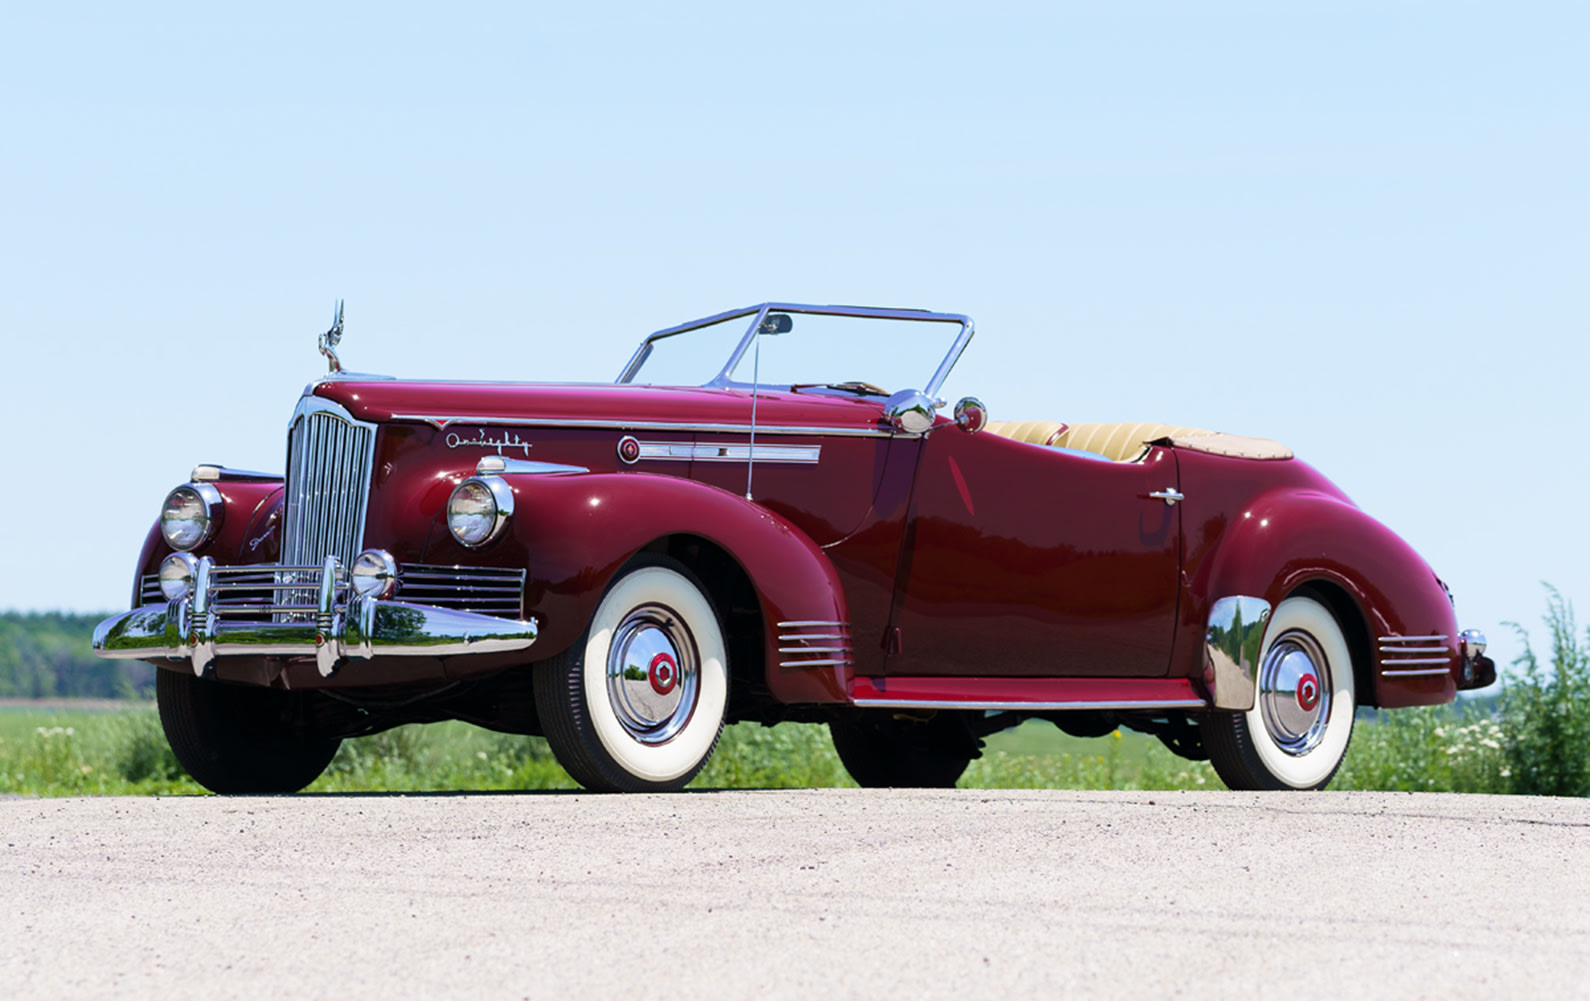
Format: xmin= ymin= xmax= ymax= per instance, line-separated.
xmin=849 ymin=676 xmax=1206 ymax=710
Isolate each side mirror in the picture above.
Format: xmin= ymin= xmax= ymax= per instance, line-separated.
xmin=884 ymin=389 xmax=939 ymax=434
xmin=759 ymin=313 xmax=793 ymax=335
xmin=953 ymin=397 xmax=988 ymax=434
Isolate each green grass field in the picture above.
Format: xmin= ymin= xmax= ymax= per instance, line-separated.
xmin=4 ymin=701 xmax=1510 ymax=797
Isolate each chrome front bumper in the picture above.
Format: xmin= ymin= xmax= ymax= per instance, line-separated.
xmin=93 ymin=556 xmax=538 ymax=678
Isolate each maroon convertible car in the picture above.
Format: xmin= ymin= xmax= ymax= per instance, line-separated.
xmin=96 ymin=303 xmax=1492 ymax=793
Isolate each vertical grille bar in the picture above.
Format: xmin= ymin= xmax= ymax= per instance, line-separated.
xmin=279 ymin=398 xmax=378 ymax=615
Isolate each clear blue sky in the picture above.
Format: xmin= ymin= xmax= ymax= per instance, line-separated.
xmin=2 ymin=2 xmax=1585 ymax=673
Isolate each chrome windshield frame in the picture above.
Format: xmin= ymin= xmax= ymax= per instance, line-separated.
xmin=615 ymin=302 xmax=975 ymax=399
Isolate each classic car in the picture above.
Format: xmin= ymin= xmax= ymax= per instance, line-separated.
xmin=94 ymin=302 xmax=1494 ymax=794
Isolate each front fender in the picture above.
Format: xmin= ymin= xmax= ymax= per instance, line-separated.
xmin=128 ymin=480 xmax=286 ymax=608
xmin=429 ymin=472 xmax=851 ymax=703
xmin=1179 ymin=485 xmax=1458 ymax=708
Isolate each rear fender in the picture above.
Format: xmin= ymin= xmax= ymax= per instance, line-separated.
xmin=432 ymin=472 xmax=851 ymax=703
xmin=1181 ymin=487 xmax=1458 ymax=708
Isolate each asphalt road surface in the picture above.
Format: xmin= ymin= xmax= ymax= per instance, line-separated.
xmin=3 ymin=789 xmax=1587 ymax=1000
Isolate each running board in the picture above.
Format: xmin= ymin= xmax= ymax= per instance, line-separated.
xmin=849 ymin=676 xmax=1207 ymax=712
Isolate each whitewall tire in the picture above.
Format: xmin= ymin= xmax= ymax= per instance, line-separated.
xmin=534 ymin=556 xmax=728 ymax=792
xmin=1202 ymin=595 xmax=1356 ymax=790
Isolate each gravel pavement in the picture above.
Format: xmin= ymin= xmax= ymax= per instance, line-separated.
xmin=3 ymin=789 xmax=1587 ymax=1000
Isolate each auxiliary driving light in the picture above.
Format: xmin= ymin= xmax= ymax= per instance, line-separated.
xmin=158 ymin=552 xmax=200 ymax=602
xmin=351 ymin=549 xmax=399 ymax=599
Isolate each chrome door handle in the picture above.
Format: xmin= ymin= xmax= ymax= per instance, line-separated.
xmin=1148 ymin=488 xmax=1184 ymax=506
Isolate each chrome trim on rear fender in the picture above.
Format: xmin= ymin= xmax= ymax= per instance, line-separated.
xmin=1379 ymin=634 xmax=1454 ymax=672
xmin=1204 ymin=596 xmax=1272 ymax=711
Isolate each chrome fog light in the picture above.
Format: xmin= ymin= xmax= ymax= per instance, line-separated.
xmin=447 ymin=476 xmax=514 ymax=547
xmin=158 ymin=552 xmax=200 ymax=602
xmin=160 ymin=483 xmax=221 ymax=551
xmin=351 ymin=549 xmax=399 ymax=599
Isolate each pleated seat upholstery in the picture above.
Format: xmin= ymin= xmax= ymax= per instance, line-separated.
xmin=986 ymin=420 xmax=1212 ymax=462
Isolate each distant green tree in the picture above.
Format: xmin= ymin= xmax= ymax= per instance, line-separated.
xmin=0 ymin=612 xmax=153 ymax=699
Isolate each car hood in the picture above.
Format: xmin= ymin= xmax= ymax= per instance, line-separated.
xmin=309 ymin=379 xmax=898 ymax=432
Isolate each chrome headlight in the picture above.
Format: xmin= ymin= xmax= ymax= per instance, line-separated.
xmin=160 ymin=483 xmax=222 ymax=551
xmin=351 ymin=549 xmax=399 ymax=599
xmin=447 ymin=476 xmax=514 ymax=548
xmin=158 ymin=552 xmax=199 ymax=602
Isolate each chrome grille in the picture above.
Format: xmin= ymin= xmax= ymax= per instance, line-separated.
xmin=138 ymin=574 xmax=162 ymax=606
xmin=281 ymin=399 xmax=378 ymax=571
xmin=225 ymin=565 xmax=343 ymax=624
xmin=397 ymin=564 xmax=526 ymax=617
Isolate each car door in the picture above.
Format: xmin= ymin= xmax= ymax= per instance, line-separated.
xmin=886 ymin=428 xmax=1182 ymax=677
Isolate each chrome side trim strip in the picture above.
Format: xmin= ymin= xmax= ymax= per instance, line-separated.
xmin=852 ymin=698 xmax=1208 ymax=711
xmin=390 ymin=415 xmax=897 ymax=438
xmin=1204 ymin=595 xmax=1272 ymax=711
xmin=1379 ymin=657 xmax=1453 ymax=666
xmin=635 ymin=441 xmax=822 ymax=464
xmin=475 ymin=456 xmax=588 ymax=476
xmin=1382 ymin=668 xmax=1454 ymax=678
xmin=1379 ymin=634 xmax=1449 ymax=643
xmin=778 ymin=620 xmax=847 ymax=628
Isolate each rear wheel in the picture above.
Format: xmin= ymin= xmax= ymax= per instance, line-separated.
xmin=533 ymin=556 xmax=728 ymax=792
xmin=1201 ymin=596 xmax=1356 ymax=790
xmin=157 ymin=670 xmax=341 ymax=794
xmin=829 ymin=712 xmax=976 ymax=788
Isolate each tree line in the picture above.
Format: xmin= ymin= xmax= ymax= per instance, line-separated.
xmin=0 ymin=612 xmax=153 ymax=699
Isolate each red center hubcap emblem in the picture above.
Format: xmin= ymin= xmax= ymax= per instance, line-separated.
xmin=649 ymin=652 xmax=678 ymax=695
xmin=1296 ymin=673 xmax=1320 ymax=712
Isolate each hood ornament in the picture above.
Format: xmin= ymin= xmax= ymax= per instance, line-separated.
xmin=318 ymin=300 xmax=345 ymax=374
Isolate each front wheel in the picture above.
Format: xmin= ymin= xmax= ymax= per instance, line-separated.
xmin=533 ymin=556 xmax=729 ymax=792
xmin=1201 ymin=595 xmax=1356 ymax=790
xmin=157 ymin=670 xmax=341 ymax=794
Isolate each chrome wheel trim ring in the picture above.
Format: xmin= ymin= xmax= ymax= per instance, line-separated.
xmin=1257 ymin=629 xmax=1332 ymax=756
xmin=605 ymin=603 xmax=699 ymax=745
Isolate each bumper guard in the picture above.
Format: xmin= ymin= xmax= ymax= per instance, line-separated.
xmin=93 ymin=556 xmax=538 ymax=678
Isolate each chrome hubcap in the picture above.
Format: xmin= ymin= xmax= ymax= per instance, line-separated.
xmin=1257 ymin=630 xmax=1332 ymax=756
xmin=605 ymin=604 xmax=699 ymax=745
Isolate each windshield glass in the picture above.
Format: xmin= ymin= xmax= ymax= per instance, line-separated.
xmin=624 ymin=315 xmax=754 ymax=388
xmin=619 ymin=306 xmax=971 ymax=397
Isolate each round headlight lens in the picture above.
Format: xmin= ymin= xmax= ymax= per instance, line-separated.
xmin=160 ymin=484 xmax=219 ymax=551
xmin=351 ymin=549 xmax=399 ymax=599
xmin=159 ymin=553 xmax=199 ymax=602
xmin=447 ymin=476 xmax=512 ymax=547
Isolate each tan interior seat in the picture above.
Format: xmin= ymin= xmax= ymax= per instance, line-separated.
xmin=987 ymin=420 xmax=1211 ymax=462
